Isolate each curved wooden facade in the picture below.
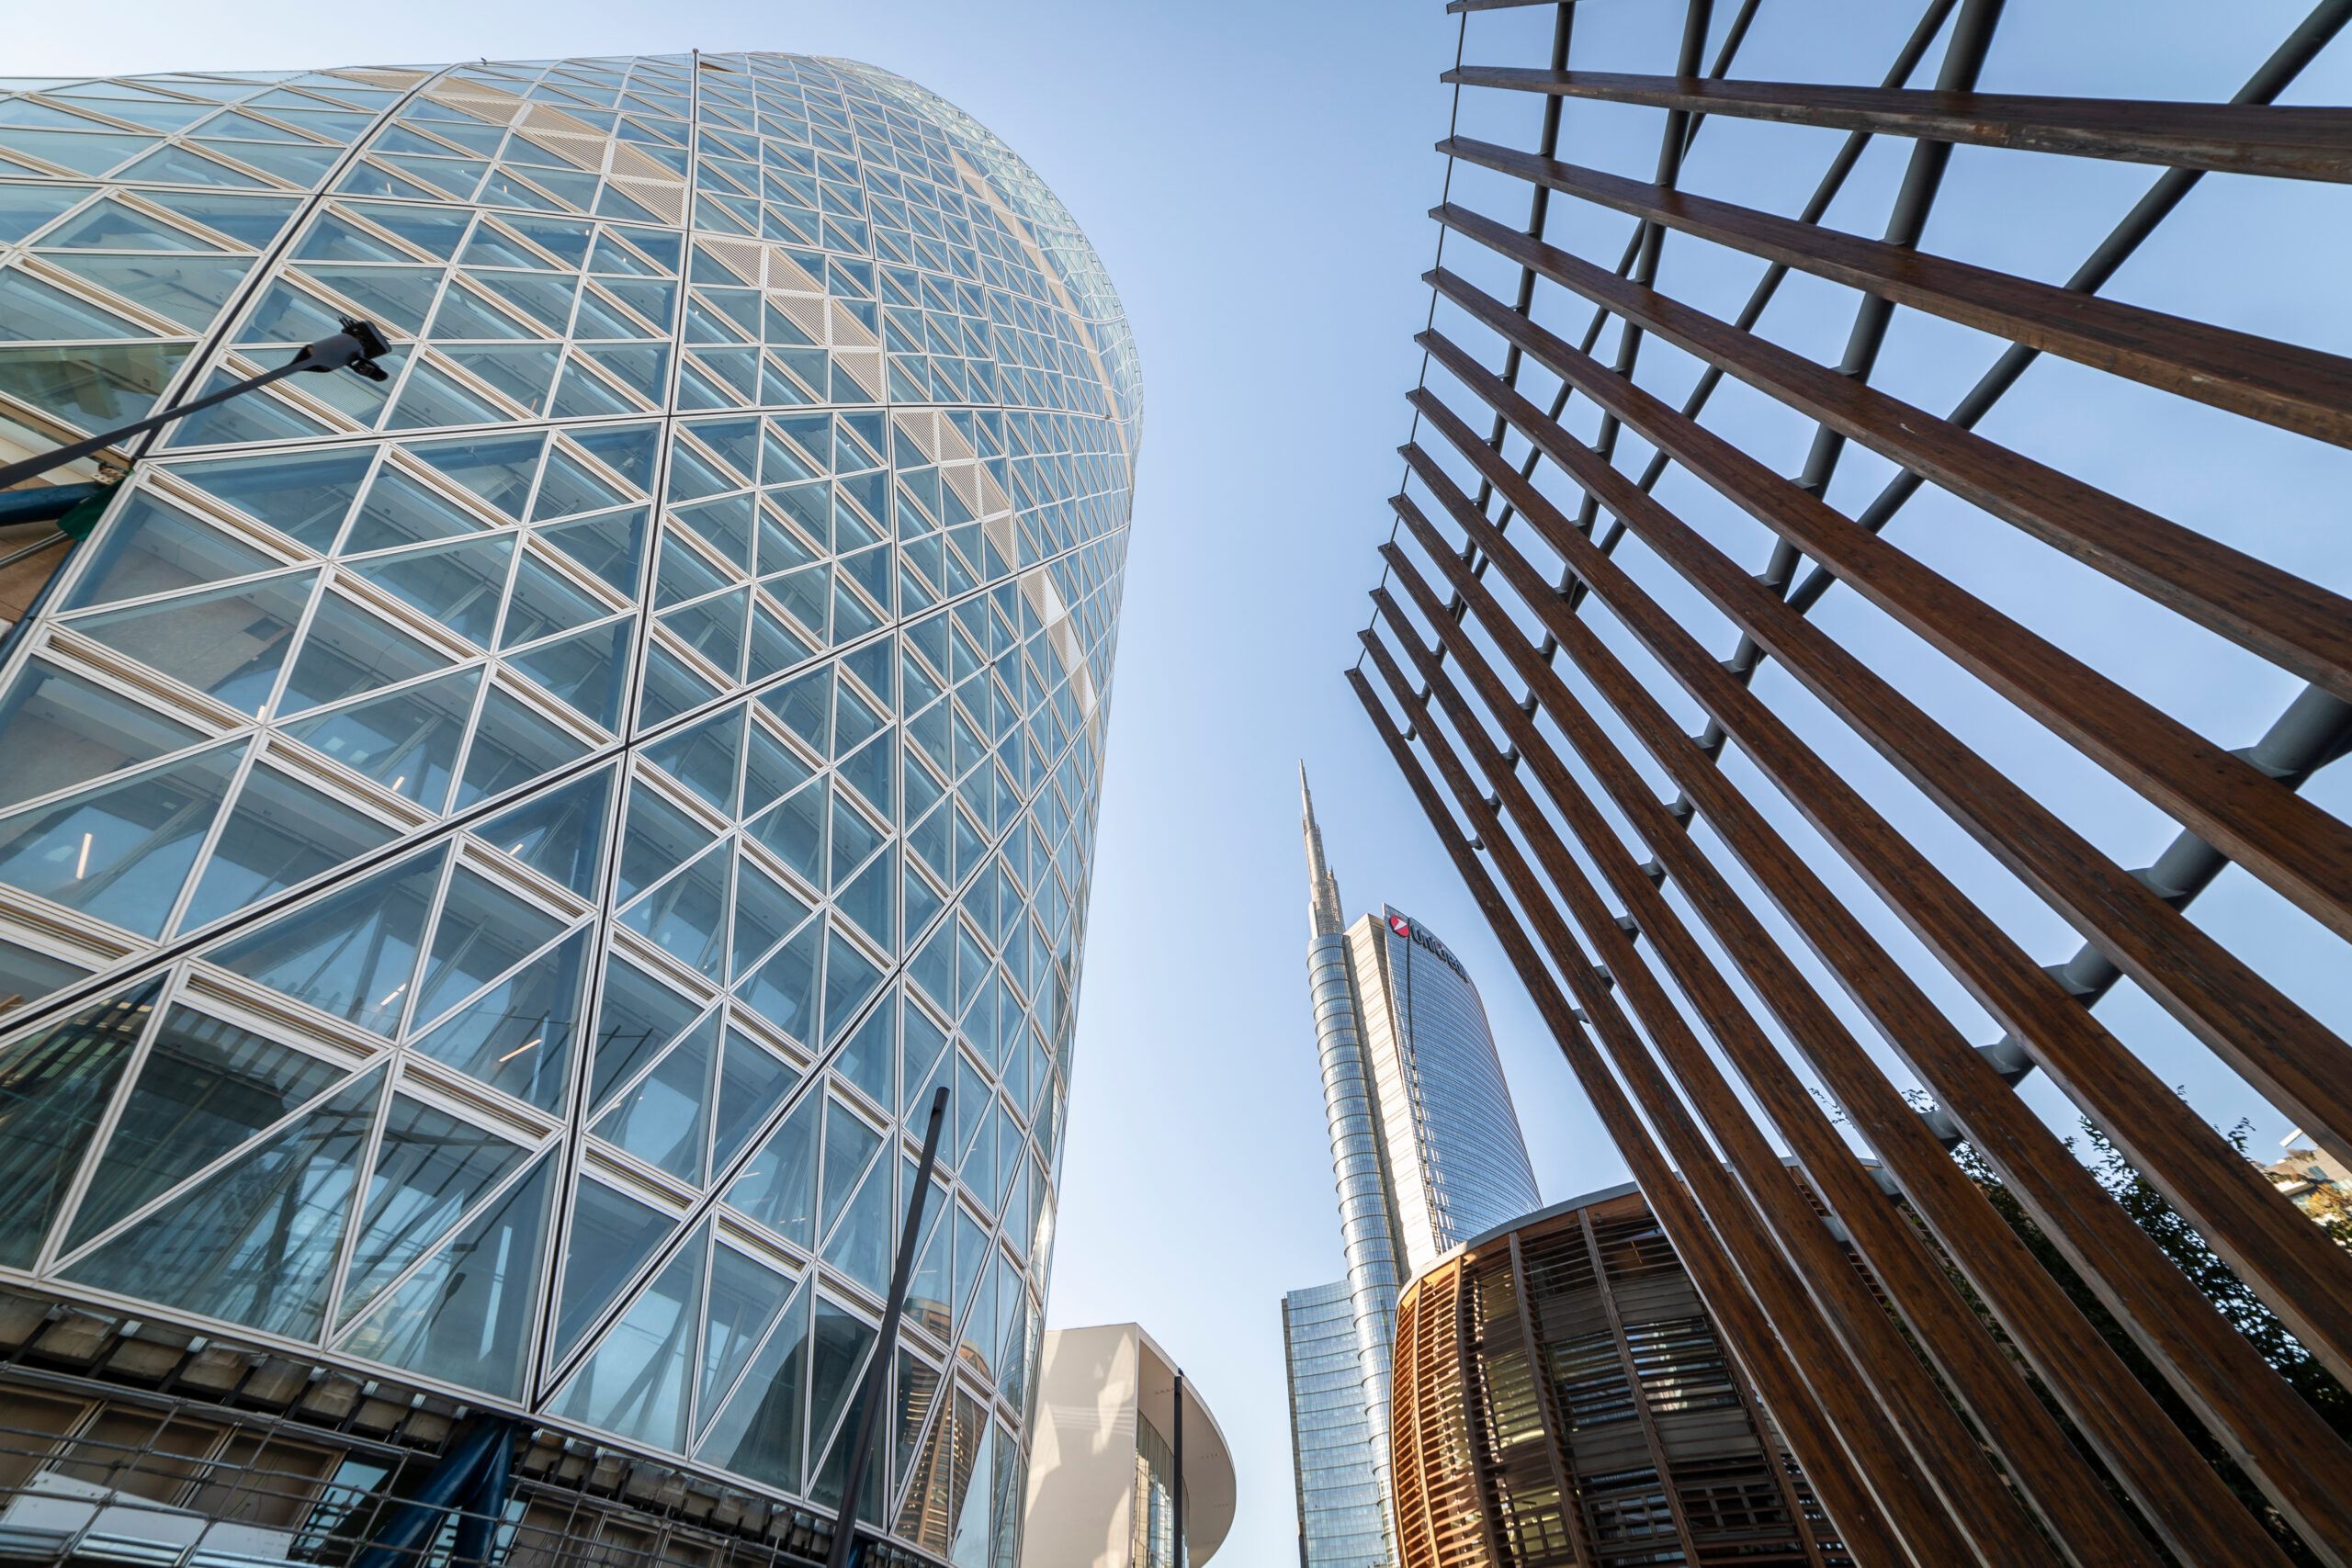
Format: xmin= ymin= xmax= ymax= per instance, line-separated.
xmin=1391 ymin=1191 xmax=1840 ymax=1568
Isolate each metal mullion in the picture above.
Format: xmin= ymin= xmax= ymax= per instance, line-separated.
xmin=28 ymin=962 xmax=187 ymax=1276
xmin=327 ymin=1132 xmax=558 ymax=1361
xmin=385 ymin=829 xmax=465 ymax=1042
xmin=1575 ymin=1207 xmax=1706 ymax=1567
xmin=1345 ymin=659 xmax=1917 ymax=1567
xmin=316 ymin=1058 xmax=403 ymax=1347
xmin=46 ymin=1034 xmax=375 ymax=1271
xmin=152 ymin=733 xmax=271 ymax=943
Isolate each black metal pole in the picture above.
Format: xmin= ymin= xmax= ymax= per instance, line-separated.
xmin=1172 ymin=1368 xmax=1184 ymax=1568
xmin=0 ymin=318 xmax=390 ymax=492
xmin=825 ymin=1083 xmax=951 ymax=1568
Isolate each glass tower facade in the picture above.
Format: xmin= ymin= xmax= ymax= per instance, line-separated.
xmin=0 ymin=48 xmax=1134 ymax=1568
xmin=1283 ymin=1280 xmax=1393 ymax=1568
xmin=1287 ymin=773 xmax=1539 ymax=1568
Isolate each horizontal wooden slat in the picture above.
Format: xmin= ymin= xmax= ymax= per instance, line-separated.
xmin=1430 ymin=200 xmax=2352 ymax=707
xmin=1440 ymin=133 xmax=2352 ymax=446
xmin=1444 ymin=67 xmax=2352 ymax=180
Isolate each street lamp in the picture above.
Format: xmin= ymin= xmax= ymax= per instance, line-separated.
xmin=0 ymin=317 xmax=391 ymax=530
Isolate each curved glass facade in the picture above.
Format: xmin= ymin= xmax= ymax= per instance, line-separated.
xmin=1355 ymin=908 xmax=1539 ymax=1271
xmin=0 ymin=48 xmax=1134 ymax=1567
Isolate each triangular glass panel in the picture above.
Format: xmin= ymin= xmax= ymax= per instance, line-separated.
xmin=571 ymin=423 xmax=660 ymax=492
xmin=0 ymin=340 xmax=187 ymax=436
xmin=637 ymin=642 xmax=720 ymax=728
xmin=551 ymin=1227 xmax=704 ymax=1452
xmin=741 ymin=721 xmax=810 ymax=820
xmin=712 ymin=1030 xmax=797 ymax=1175
xmin=278 ymin=590 xmax=453 ymax=716
xmin=660 ymin=587 xmax=748 ymax=682
xmin=69 ymin=569 xmax=318 ymax=716
xmin=418 ymin=866 xmax=566 ymax=1022
xmin=618 ymin=780 xmax=716 ymax=904
xmin=442 ymin=343 xmax=562 ymax=415
xmin=506 ymin=615 xmax=631 ymax=731
xmin=724 ymin=1089 xmax=817 ymax=1245
xmin=834 ymin=989 xmax=893 ymax=1110
xmin=209 ymin=842 xmax=444 ymax=1034
xmin=0 ymin=740 xmax=242 ymax=938
xmin=674 ymin=494 xmax=754 ymax=573
xmin=347 ymin=534 xmax=513 ymax=647
xmin=403 ymin=430 xmax=546 ymax=519
xmin=821 ymin=1145 xmax=893 ymax=1300
xmin=453 ymin=683 xmax=586 ymax=808
xmin=758 ymin=665 xmax=830 ymax=753
xmin=622 ymin=841 xmax=728 ymax=978
xmin=409 ymin=925 xmax=585 ymax=1111
xmin=532 ymin=446 xmax=629 ymax=522
xmin=735 ymin=916 xmax=818 ymax=1043
xmin=550 ymin=1177 xmax=676 ymax=1361
xmin=837 ymin=846 xmax=896 ymax=956
xmin=0 ymin=660 xmax=202 ymax=814
xmin=746 ymin=777 xmax=822 ymax=888
xmin=165 ymin=446 xmax=372 ymax=551
xmin=594 ymin=1010 xmax=716 ymax=1183
xmin=539 ymin=507 xmax=648 ymax=595
xmin=498 ymin=548 xmax=606 ymax=649
xmin=577 ymin=343 xmax=668 ymax=402
xmin=828 ymin=793 xmax=882 ymax=893
xmin=335 ymin=1094 xmax=526 ymax=1325
xmin=590 ymin=956 xmax=700 ymax=1111
xmin=343 ymin=467 xmax=489 ymax=555
xmin=280 ymin=666 xmax=481 ymax=813
xmin=699 ymin=1243 xmax=793 ymax=1432
xmin=47 ymin=253 xmax=253 ymax=333
xmin=645 ymin=706 xmax=742 ymax=815
xmin=300 ymin=263 xmax=442 ymax=337
xmin=62 ymin=1066 xmax=384 ymax=1340
xmin=338 ymin=1152 xmax=553 ymax=1400
xmin=0 ymin=983 xmax=161 ymax=1267
xmin=947 ymin=1401 xmax=999 ymax=1568
xmin=385 ymin=358 xmax=503 ymax=433
xmin=179 ymin=761 xmax=396 ymax=933
xmin=695 ymin=1278 xmax=808 ymax=1491
xmin=64 ymin=1004 xmax=340 ymax=1251
xmin=729 ymin=854 xmax=808 ymax=981
xmin=805 ymin=1298 xmax=878 ymax=1509
xmin=903 ymin=863 xmax=943 ymax=950
xmin=476 ymin=762 xmax=612 ymax=897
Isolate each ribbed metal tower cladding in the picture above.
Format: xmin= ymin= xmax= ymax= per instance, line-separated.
xmin=1299 ymin=766 xmax=1402 ymax=1562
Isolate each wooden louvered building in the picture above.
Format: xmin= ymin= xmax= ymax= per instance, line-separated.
xmin=1390 ymin=1186 xmax=1847 ymax=1568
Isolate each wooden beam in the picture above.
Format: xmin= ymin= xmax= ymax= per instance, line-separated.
xmin=1438 ymin=133 xmax=2352 ymax=446
xmin=1444 ymin=67 xmax=2352 ymax=181
xmin=1429 ymin=200 xmax=2352 ymax=708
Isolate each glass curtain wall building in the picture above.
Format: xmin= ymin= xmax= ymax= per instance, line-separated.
xmin=1281 ymin=1280 xmax=1393 ymax=1568
xmin=0 ymin=48 xmax=1134 ymax=1568
xmin=1287 ymin=773 xmax=1539 ymax=1568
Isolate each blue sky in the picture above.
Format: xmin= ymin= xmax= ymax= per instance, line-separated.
xmin=18 ymin=3 xmax=2352 ymax=1564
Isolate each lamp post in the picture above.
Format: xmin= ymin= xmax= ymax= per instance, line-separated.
xmin=0 ymin=317 xmax=391 ymax=511
xmin=1172 ymin=1369 xmax=1184 ymax=1568
xmin=825 ymin=1083 xmax=952 ymax=1568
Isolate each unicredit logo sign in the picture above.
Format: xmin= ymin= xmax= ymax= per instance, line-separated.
xmin=1387 ymin=913 xmax=1468 ymax=980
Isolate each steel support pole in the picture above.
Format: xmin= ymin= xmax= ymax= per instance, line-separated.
xmin=824 ymin=1083 xmax=951 ymax=1568
xmin=1172 ymin=1369 xmax=1184 ymax=1568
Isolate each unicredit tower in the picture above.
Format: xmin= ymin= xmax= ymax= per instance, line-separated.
xmin=0 ymin=49 xmax=1135 ymax=1568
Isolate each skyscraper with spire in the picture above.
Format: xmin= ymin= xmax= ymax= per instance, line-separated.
xmin=1284 ymin=768 xmax=1541 ymax=1568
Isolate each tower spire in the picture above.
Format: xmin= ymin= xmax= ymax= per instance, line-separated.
xmin=1301 ymin=761 xmax=1346 ymax=939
